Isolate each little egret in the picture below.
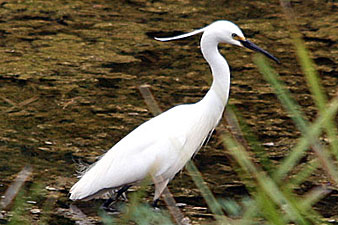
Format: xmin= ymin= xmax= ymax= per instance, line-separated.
xmin=69 ymin=20 xmax=279 ymax=208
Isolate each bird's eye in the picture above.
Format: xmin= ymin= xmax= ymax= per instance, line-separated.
xmin=232 ymin=33 xmax=244 ymax=41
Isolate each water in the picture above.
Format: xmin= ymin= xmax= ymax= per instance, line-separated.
xmin=0 ymin=0 xmax=337 ymax=223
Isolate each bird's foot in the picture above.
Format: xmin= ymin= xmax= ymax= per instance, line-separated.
xmin=100 ymin=197 xmax=118 ymax=212
xmin=152 ymin=199 xmax=160 ymax=210
xmin=100 ymin=201 xmax=120 ymax=214
xmin=152 ymin=206 xmax=160 ymax=212
xmin=100 ymin=206 xmax=120 ymax=214
xmin=103 ymin=197 xmax=114 ymax=207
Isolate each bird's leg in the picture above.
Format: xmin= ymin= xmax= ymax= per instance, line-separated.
xmin=152 ymin=178 xmax=169 ymax=209
xmin=102 ymin=197 xmax=115 ymax=209
xmin=115 ymin=184 xmax=132 ymax=200
xmin=152 ymin=198 xmax=159 ymax=208
xmin=102 ymin=185 xmax=132 ymax=210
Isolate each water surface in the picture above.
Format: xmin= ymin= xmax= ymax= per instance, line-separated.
xmin=0 ymin=0 xmax=337 ymax=224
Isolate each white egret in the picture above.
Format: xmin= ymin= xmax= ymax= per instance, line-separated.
xmin=69 ymin=20 xmax=279 ymax=208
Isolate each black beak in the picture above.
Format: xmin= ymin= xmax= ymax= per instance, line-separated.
xmin=239 ymin=40 xmax=280 ymax=64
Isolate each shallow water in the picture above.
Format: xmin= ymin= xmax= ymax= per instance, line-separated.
xmin=0 ymin=0 xmax=337 ymax=224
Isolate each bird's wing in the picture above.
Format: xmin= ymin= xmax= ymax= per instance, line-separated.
xmin=69 ymin=105 xmax=191 ymax=200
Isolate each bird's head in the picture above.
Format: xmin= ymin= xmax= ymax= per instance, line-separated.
xmin=203 ymin=20 xmax=245 ymax=47
xmin=155 ymin=20 xmax=280 ymax=64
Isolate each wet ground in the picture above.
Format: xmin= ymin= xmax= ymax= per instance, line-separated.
xmin=0 ymin=0 xmax=337 ymax=224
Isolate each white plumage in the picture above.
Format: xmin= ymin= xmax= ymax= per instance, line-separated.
xmin=69 ymin=20 xmax=279 ymax=205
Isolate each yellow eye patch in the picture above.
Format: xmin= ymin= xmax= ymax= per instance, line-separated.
xmin=232 ymin=33 xmax=245 ymax=41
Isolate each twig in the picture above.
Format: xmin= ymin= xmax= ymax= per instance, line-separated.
xmin=0 ymin=165 xmax=33 ymax=210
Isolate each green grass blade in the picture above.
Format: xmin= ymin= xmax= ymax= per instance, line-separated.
xmin=287 ymin=159 xmax=319 ymax=188
xmin=280 ymin=0 xmax=338 ymax=156
xmin=240 ymin=200 xmax=260 ymax=225
xmin=225 ymin=105 xmax=274 ymax=173
xmin=294 ymin=37 xmax=338 ymax=158
xmin=299 ymin=187 xmax=331 ymax=212
xmin=273 ymin=97 xmax=338 ymax=182
xmin=223 ymin=136 xmax=310 ymax=225
xmin=186 ymin=161 xmax=231 ymax=224
xmin=255 ymin=190 xmax=287 ymax=225
xmin=254 ymin=56 xmax=338 ymax=183
xmin=254 ymin=56 xmax=308 ymax=131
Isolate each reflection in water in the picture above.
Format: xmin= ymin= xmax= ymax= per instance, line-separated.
xmin=69 ymin=204 xmax=95 ymax=224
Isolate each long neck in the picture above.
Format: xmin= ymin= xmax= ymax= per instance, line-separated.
xmin=199 ymin=33 xmax=231 ymax=111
